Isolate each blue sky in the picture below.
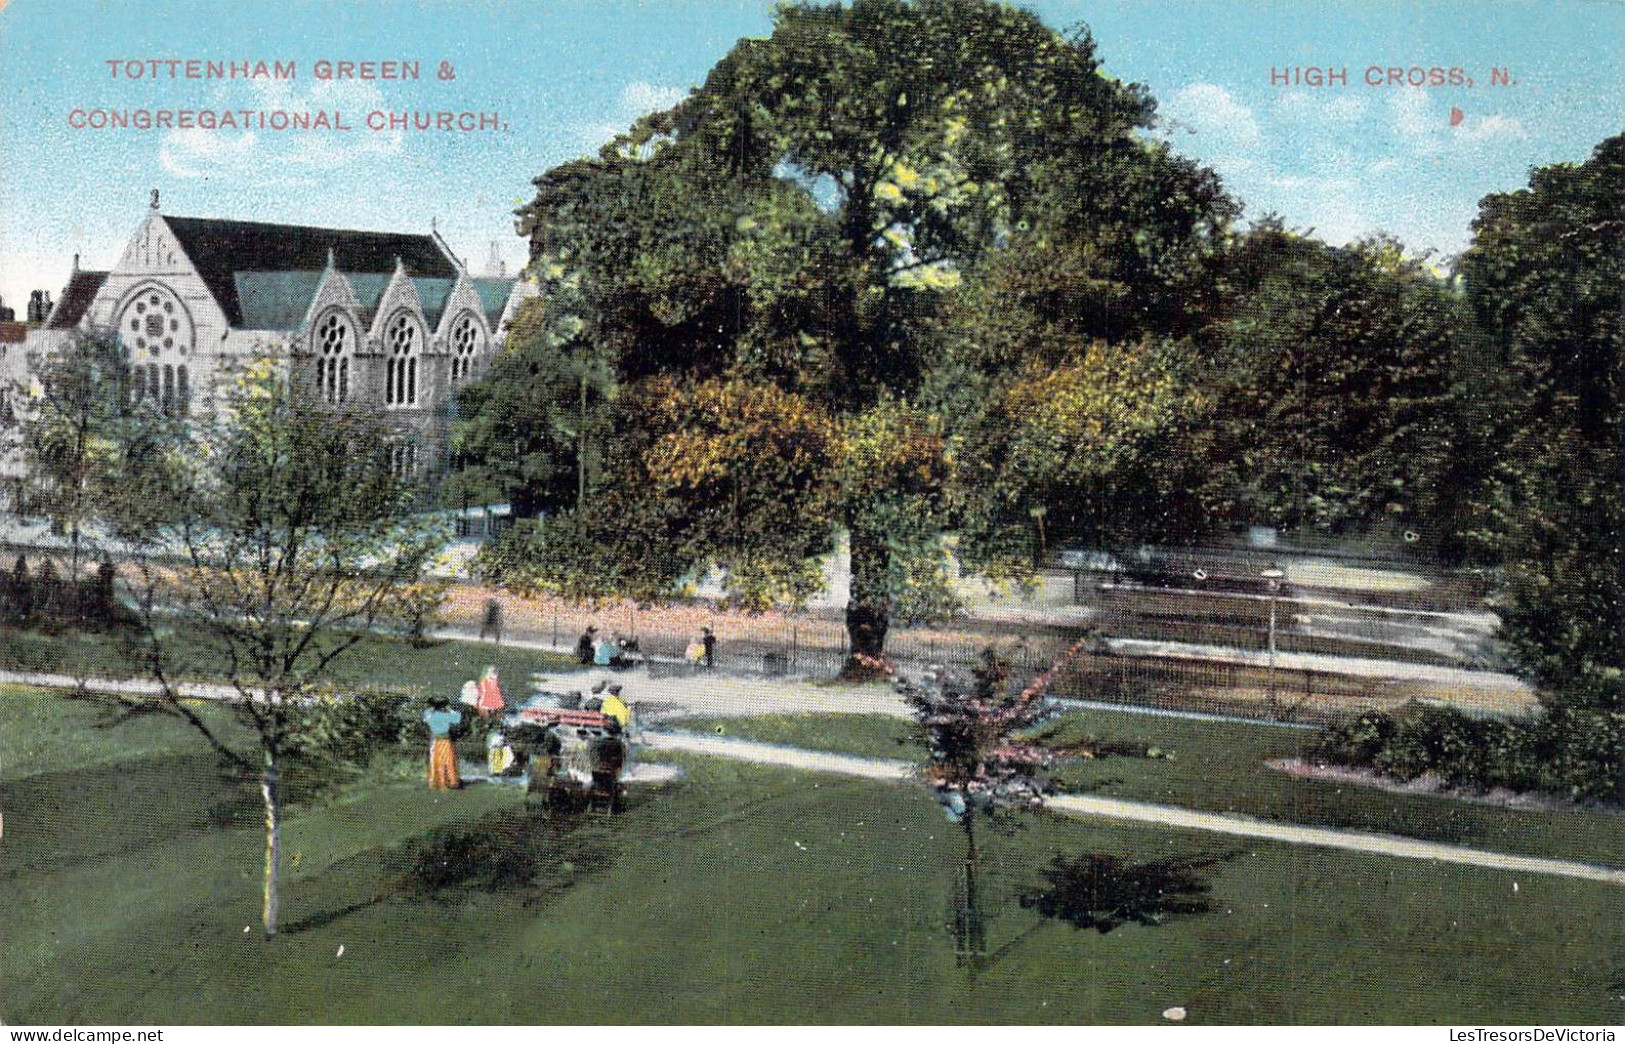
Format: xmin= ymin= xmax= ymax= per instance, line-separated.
xmin=1 ymin=0 xmax=1620 ymax=309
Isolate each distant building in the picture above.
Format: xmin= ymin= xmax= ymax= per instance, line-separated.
xmin=26 ymin=291 xmax=53 ymax=324
xmin=3 ymin=190 xmax=537 ymax=491
xmin=0 ymin=296 xmax=13 ymax=322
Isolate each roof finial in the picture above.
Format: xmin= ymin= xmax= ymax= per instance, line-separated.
xmin=430 ymin=215 xmax=438 ymax=232
xmin=150 ymin=188 xmax=160 ymax=212
xmin=72 ymin=253 xmax=80 ymax=274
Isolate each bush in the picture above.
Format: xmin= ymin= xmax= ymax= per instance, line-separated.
xmin=1313 ymin=701 xmax=1624 ymax=804
xmin=1311 ymin=710 xmax=1396 ymax=767
xmin=1542 ymin=706 xmax=1625 ymax=804
xmin=280 ymin=688 xmax=415 ymax=800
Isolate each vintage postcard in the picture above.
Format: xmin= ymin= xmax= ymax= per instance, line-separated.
xmin=0 ymin=0 xmax=1621 ymax=1032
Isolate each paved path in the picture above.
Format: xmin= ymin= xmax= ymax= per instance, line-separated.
xmin=0 ymin=669 xmax=242 ymax=700
xmin=645 ymin=729 xmax=1625 ymax=887
xmin=6 ymin=667 xmax=1617 ymax=885
xmin=1104 ymin=636 xmax=1532 ymax=694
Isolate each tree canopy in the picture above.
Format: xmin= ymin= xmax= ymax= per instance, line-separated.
xmin=481 ymin=0 xmax=1238 ymax=661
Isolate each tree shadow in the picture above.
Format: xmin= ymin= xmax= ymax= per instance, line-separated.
xmin=1020 ymin=849 xmax=1242 ymax=933
xmin=281 ymin=894 xmax=388 ymax=934
xmin=276 ymin=802 xmax=629 ymax=935
xmin=389 ymin=803 xmax=624 ymax=901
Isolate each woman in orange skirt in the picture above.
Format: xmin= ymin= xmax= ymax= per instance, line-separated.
xmin=423 ymin=695 xmax=463 ymax=790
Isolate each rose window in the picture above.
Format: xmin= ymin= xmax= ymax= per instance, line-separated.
xmin=120 ymin=286 xmax=192 ymax=358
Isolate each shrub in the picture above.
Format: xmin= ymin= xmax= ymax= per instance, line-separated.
xmin=1311 ymin=710 xmax=1395 ymax=767
xmin=1314 ymin=701 xmax=1624 ymax=805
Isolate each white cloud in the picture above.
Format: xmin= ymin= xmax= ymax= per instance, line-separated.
xmin=1388 ymin=88 xmax=1528 ymax=156
xmin=1274 ymin=90 xmax=1369 ymax=124
xmin=620 ymin=81 xmax=687 ymax=114
xmin=1456 ymin=113 xmax=1528 ymax=143
xmin=1389 ymin=87 xmax=1444 ymax=155
xmin=158 ymin=77 xmax=403 ymax=181
xmin=1158 ymin=83 xmax=1262 ymax=168
xmin=574 ymin=80 xmax=690 ymax=153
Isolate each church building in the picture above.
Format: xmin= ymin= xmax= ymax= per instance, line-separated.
xmin=3 ymin=191 xmax=534 ymax=487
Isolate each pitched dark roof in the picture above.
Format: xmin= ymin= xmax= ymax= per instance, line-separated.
xmin=473 ymin=277 xmax=518 ymax=328
xmin=47 ymin=270 xmax=109 ymax=330
xmin=163 ymin=216 xmax=456 ymax=328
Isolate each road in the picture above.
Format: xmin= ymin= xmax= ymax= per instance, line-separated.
xmin=644 ymin=730 xmax=1625 ymax=887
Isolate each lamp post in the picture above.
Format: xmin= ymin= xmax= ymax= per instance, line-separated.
xmin=1261 ymin=568 xmax=1285 ymax=712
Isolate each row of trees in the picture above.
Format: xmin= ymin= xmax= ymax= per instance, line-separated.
xmin=451 ymin=0 xmax=1618 ymax=781
xmin=456 ymin=0 xmax=1614 ymax=655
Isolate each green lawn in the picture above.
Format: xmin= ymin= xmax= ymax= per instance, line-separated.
xmin=4 ymin=687 xmax=1623 ymax=1024
xmin=675 ymin=710 xmax=1625 ymax=871
xmin=0 ymin=621 xmax=578 ymax=698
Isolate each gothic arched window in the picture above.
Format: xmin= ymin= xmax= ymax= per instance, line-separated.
xmin=118 ymin=285 xmax=194 ymax=417
xmin=313 ymin=310 xmax=353 ymax=405
xmin=449 ymin=311 xmax=484 ymax=384
xmin=384 ymin=312 xmax=420 ymax=408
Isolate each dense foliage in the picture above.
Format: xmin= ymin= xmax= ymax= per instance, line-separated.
xmin=472 ymin=0 xmax=1237 ymax=660
xmin=1313 ymin=704 xmax=1623 ymax=805
xmin=1455 ymin=134 xmax=1623 ymax=719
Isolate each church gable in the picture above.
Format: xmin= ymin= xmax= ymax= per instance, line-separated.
xmin=298 ymin=265 xmax=363 ymax=334
xmin=367 ymin=262 xmax=428 ymax=342
xmin=433 ymin=271 xmax=490 ymax=341
xmin=118 ymin=212 xmax=189 ymax=275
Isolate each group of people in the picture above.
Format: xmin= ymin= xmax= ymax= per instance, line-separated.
xmin=575 ymin=625 xmax=717 ymax=669
xmin=576 ymin=626 xmax=643 ymax=668
xmin=423 ymin=665 xmax=508 ymax=791
xmin=426 ymin=617 xmax=723 ymax=790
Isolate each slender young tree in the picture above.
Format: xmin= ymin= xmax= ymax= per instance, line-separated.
xmin=897 ymin=649 xmax=1048 ymax=969
xmin=105 ymin=359 xmax=448 ymax=937
xmin=11 ymin=331 xmax=134 ymax=581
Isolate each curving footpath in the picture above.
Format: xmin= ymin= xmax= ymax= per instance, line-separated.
xmin=645 ymin=729 xmax=1625 ymax=888
xmin=6 ymin=669 xmax=1618 ymax=886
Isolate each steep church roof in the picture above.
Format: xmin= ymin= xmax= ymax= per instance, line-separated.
xmin=472 ymin=277 xmax=518 ymax=328
xmin=47 ymin=270 xmax=110 ymax=329
xmin=164 ymin=216 xmax=458 ymax=328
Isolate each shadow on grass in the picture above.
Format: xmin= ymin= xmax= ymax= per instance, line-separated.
xmin=1020 ymin=849 xmax=1242 ymax=934
xmin=0 ymin=754 xmax=257 ymax=879
xmin=276 ymin=800 xmax=633 ymax=934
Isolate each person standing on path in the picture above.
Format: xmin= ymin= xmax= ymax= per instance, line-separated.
xmin=576 ymin=626 xmax=597 ymax=665
xmin=423 ymin=695 xmax=463 ymax=790
xmin=702 ymin=626 xmax=716 ymax=669
xmin=480 ymin=597 xmax=504 ymax=644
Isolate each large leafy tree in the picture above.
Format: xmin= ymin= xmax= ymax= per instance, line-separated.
xmin=1455 ymin=134 xmax=1623 ymax=722
xmin=10 ymin=331 xmax=138 ymax=578
xmin=449 ymin=297 xmax=616 ymax=518
xmin=497 ymin=0 xmax=1235 ymax=662
xmin=1202 ymin=223 xmax=1463 ymax=538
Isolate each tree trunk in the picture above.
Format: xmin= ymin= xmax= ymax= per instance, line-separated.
xmin=955 ymin=812 xmax=986 ymax=972
xmin=844 ymin=527 xmax=890 ymax=665
xmin=577 ymin=375 xmax=588 ymax=511
xmin=261 ymin=754 xmax=281 ymax=939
